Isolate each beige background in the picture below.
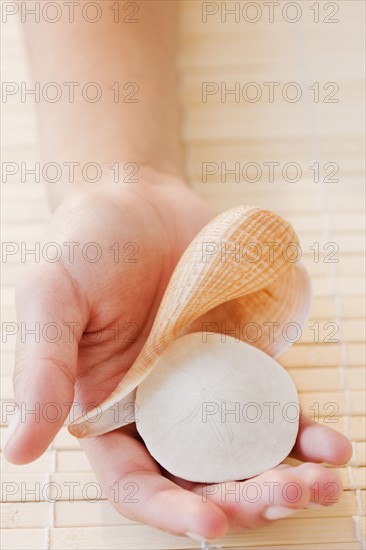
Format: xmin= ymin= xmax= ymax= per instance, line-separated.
xmin=1 ymin=1 xmax=365 ymax=549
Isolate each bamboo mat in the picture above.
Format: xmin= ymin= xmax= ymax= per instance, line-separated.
xmin=1 ymin=1 xmax=365 ymax=549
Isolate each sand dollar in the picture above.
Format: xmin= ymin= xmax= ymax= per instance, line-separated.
xmin=135 ymin=332 xmax=299 ymax=483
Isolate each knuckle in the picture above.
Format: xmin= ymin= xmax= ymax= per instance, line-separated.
xmin=299 ymin=462 xmax=326 ymax=480
xmin=13 ymin=358 xmax=27 ymax=391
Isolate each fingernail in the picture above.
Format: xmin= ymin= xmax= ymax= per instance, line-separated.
xmin=185 ymin=532 xmax=206 ymax=543
xmin=185 ymin=534 xmax=220 ymax=550
xmin=264 ymin=506 xmax=298 ymax=520
xmin=4 ymin=410 xmax=21 ymax=453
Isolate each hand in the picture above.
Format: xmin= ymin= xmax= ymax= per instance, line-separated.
xmin=4 ymin=172 xmax=352 ymax=541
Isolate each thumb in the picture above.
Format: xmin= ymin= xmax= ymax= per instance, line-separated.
xmin=4 ymin=264 xmax=86 ymax=464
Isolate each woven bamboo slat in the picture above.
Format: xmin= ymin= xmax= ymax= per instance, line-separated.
xmin=1 ymin=0 xmax=364 ymax=548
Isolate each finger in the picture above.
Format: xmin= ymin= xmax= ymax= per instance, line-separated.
xmin=193 ymin=462 xmax=342 ymax=530
xmin=289 ymin=462 xmax=343 ymax=506
xmin=290 ymin=415 xmax=353 ymax=465
xmin=4 ymin=264 xmax=86 ymax=464
xmin=81 ymin=427 xmax=228 ymax=541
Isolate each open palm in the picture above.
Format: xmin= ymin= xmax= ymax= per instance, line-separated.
xmin=5 ymin=176 xmax=352 ymax=540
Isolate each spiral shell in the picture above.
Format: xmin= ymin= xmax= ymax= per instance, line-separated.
xmin=68 ymin=206 xmax=311 ymax=439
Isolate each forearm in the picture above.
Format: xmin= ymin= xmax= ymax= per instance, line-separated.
xmin=22 ymin=1 xmax=184 ymax=208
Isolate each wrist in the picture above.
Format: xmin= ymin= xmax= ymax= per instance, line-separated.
xmin=47 ymin=161 xmax=187 ymax=211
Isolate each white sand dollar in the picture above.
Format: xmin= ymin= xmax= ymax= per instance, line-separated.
xmin=135 ymin=332 xmax=299 ymax=483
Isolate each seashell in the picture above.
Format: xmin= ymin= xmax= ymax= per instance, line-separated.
xmin=135 ymin=332 xmax=300 ymax=483
xmin=68 ymin=206 xmax=311 ymax=480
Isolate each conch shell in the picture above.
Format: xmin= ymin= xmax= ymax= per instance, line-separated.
xmin=68 ymin=206 xmax=311 ymax=439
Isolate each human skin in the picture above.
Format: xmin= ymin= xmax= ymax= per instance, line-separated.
xmin=4 ymin=1 xmax=352 ymax=542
